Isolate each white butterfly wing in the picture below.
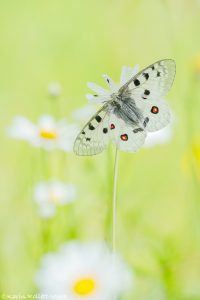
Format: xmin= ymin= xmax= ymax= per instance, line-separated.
xmin=119 ymin=59 xmax=175 ymax=132
xmin=73 ymin=105 xmax=110 ymax=156
xmin=120 ymin=59 xmax=176 ymax=102
xmin=109 ymin=114 xmax=147 ymax=152
xmin=142 ymin=99 xmax=171 ymax=132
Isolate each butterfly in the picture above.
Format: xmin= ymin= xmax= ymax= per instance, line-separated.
xmin=74 ymin=59 xmax=176 ymax=156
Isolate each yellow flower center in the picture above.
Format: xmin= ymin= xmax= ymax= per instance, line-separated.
xmin=73 ymin=278 xmax=96 ymax=296
xmin=49 ymin=191 xmax=59 ymax=204
xmin=39 ymin=130 xmax=57 ymax=140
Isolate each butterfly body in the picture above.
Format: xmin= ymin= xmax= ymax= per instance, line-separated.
xmin=74 ymin=59 xmax=176 ymax=156
xmin=110 ymin=92 xmax=144 ymax=127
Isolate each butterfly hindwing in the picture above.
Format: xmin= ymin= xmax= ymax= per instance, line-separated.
xmin=142 ymin=99 xmax=171 ymax=132
xmin=73 ymin=105 xmax=110 ymax=156
xmin=109 ymin=114 xmax=147 ymax=152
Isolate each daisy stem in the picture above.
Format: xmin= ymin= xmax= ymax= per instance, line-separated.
xmin=112 ymin=147 xmax=119 ymax=252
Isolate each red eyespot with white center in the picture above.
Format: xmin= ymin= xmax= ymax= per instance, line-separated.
xmin=110 ymin=123 xmax=115 ymax=130
xmin=151 ymin=106 xmax=159 ymax=114
xmin=120 ymin=134 xmax=128 ymax=141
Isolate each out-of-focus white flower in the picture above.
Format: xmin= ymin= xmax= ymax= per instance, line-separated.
xmin=48 ymin=82 xmax=62 ymax=97
xmin=86 ymin=65 xmax=139 ymax=104
xmin=33 ymin=181 xmax=76 ymax=218
xmin=72 ymin=105 xmax=97 ymax=122
xmin=35 ymin=241 xmax=133 ymax=300
xmin=7 ymin=115 xmax=79 ymax=151
xmin=144 ymin=124 xmax=173 ymax=148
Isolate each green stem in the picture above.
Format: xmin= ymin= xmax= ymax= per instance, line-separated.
xmin=112 ymin=147 xmax=119 ymax=252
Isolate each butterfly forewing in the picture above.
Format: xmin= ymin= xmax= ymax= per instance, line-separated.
xmin=120 ymin=59 xmax=176 ymax=102
xmin=73 ymin=105 xmax=110 ymax=156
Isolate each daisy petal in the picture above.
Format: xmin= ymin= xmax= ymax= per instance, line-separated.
xmin=144 ymin=124 xmax=172 ymax=148
xmin=87 ymin=82 xmax=110 ymax=97
xmin=130 ymin=64 xmax=140 ymax=77
xmin=102 ymin=75 xmax=118 ymax=93
xmin=120 ymin=65 xmax=140 ymax=86
xmin=72 ymin=105 xmax=97 ymax=122
xmin=86 ymin=94 xmax=106 ymax=104
xmin=39 ymin=204 xmax=55 ymax=218
xmin=7 ymin=116 xmax=37 ymax=140
xmin=120 ymin=66 xmax=129 ymax=86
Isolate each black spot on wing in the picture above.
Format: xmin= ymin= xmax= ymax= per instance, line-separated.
xmin=95 ymin=115 xmax=102 ymax=123
xmin=144 ymin=89 xmax=150 ymax=95
xmin=103 ymin=128 xmax=108 ymax=134
xmin=143 ymin=72 xmax=149 ymax=80
xmin=89 ymin=123 xmax=95 ymax=130
xmin=134 ymin=79 xmax=140 ymax=86
xmin=133 ymin=128 xmax=144 ymax=133
xmin=143 ymin=117 xmax=149 ymax=127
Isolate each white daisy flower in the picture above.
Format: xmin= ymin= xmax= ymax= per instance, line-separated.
xmin=33 ymin=181 xmax=76 ymax=218
xmin=144 ymin=124 xmax=172 ymax=148
xmin=72 ymin=105 xmax=97 ymax=122
xmin=35 ymin=241 xmax=133 ymax=300
xmin=48 ymin=82 xmax=62 ymax=97
xmin=86 ymin=65 xmax=139 ymax=104
xmin=7 ymin=115 xmax=79 ymax=151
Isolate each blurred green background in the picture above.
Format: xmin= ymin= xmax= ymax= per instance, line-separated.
xmin=1 ymin=0 xmax=200 ymax=299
